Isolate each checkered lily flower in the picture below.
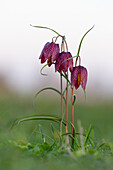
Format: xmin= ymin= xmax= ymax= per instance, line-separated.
xmin=55 ymin=52 xmax=73 ymax=73
xmin=39 ymin=42 xmax=60 ymax=66
xmin=71 ymin=66 xmax=87 ymax=90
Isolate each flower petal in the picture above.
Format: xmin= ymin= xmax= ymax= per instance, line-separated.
xmin=51 ymin=43 xmax=60 ymax=62
xmin=80 ymin=66 xmax=88 ymax=90
xmin=55 ymin=53 xmax=61 ymax=72
xmin=39 ymin=42 xmax=60 ymax=66
xmin=71 ymin=66 xmax=80 ymax=89
xmin=55 ymin=52 xmax=73 ymax=73
xmin=60 ymin=52 xmax=68 ymax=73
xmin=67 ymin=52 xmax=73 ymax=72
xmin=39 ymin=42 xmax=50 ymax=63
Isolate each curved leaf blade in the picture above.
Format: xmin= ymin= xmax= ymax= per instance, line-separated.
xmin=60 ymin=72 xmax=71 ymax=85
xmin=11 ymin=114 xmax=66 ymax=129
xmin=61 ymin=55 xmax=78 ymax=64
xmin=11 ymin=114 xmax=76 ymax=133
xmin=77 ymin=25 xmax=95 ymax=56
xmin=71 ymin=94 xmax=76 ymax=106
xmin=40 ymin=62 xmax=55 ymax=76
xmin=33 ymin=87 xmax=66 ymax=112
xmin=40 ymin=63 xmax=48 ymax=76
xmin=30 ymin=25 xmax=61 ymax=36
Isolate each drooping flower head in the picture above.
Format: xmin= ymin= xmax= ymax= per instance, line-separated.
xmin=71 ymin=65 xmax=87 ymax=90
xmin=39 ymin=42 xmax=60 ymax=67
xmin=55 ymin=52 xmax=73 ymax=73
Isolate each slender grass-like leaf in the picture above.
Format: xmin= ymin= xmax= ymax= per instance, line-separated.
xmin=75 ymin=131 xmax=95 ymax=147
xmin=50 ymin=123 xmax=58 ymax=141
xmin=30 ymin=25 xmax=61 ymax=36
xmin=61 ymin=55 xmax=78 ymax=64
xmin=63 ymin=84 xmax=70 ymax=96
xmin=92 ymin=126 xmax=95 ymax=140
xmin=71 ymin=94 xmax=76 ymax=106
xmin=40 ymin=63 xmax=48 ymax=76
xmin=50 ymin=123 xmax=55 ymax=135
xmin=11 ymin=114 xmax=76 ymax=135
xmin=40 ymin=63 xmax=71 ymax=86
xmin=39 ymin=124 xmax=45 ymax=143
xmin=77 ymin=25 xmax=95 ymax=56
xmin=61 ymin=122 xmax=94 ymax=149
xmin=40 ymin=66 xmax=70 ymax=85
xmin=40 ymin=62 xmax=55 ymax=76
xmin=11 ymin=114 xmax=66 ymax=129
xmin=84 ymin=125 xmax=93 ymax=146
xmin=33 ymin=87 xmax=66 ymax=111
xmin=72 ymin=128 xmax=75 ymax=149
xmin=11 ymin=114 xmax=76 ymax=147
xmin=97 ymin=142 xmax=106 ymax=150
xmin=62 ymin=132 xmax=78 ymax=149
xmin=83 ymin=89 xmax=87 ymax=103
xmin=60 ymin=72 xmax=71 ymax=85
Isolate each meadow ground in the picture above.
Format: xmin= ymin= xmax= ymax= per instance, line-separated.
xmin=0 ymin=94 xmax=113 ymax=170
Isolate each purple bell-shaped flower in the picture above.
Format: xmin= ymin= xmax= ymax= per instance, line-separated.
xmin=55 ymin=52 xmax=73 ymax=73
xmin=39 ymin=42 xmax=60 ymax=67
xmin=71 ymin=66 xmax=87 ymax=90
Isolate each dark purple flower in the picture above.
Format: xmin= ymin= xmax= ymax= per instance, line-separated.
xmin=55 ymin=52 xmax=73 ymax=73
xmin=71 ymin=66 xmax=87 ymax=90
xmin=39 ymin=42 xmax=60 ymax=67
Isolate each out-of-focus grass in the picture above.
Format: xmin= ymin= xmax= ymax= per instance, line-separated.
xmin=0 ymin=94 xmax=113 ymax=170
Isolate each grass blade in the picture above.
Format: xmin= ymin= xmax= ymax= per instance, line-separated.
xmin=84 ymin=125 xmax=93 ymax=146
xmin=39 ymin=124 xmax=45 ymax=143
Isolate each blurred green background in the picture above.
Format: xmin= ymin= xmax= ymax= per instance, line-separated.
xmin=0 ymin=92 xmax=113 ymax=170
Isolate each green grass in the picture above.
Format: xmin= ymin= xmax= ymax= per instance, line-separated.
xmin=0 ymin=94 xmax=113 ymax=170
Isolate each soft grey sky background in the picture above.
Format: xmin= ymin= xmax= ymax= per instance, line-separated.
xmin=0 ymin=0 xmax=113 ymax=97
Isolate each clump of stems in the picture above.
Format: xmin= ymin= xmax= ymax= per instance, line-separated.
xmin=31 ymin=25 xmax=94 ymax=147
